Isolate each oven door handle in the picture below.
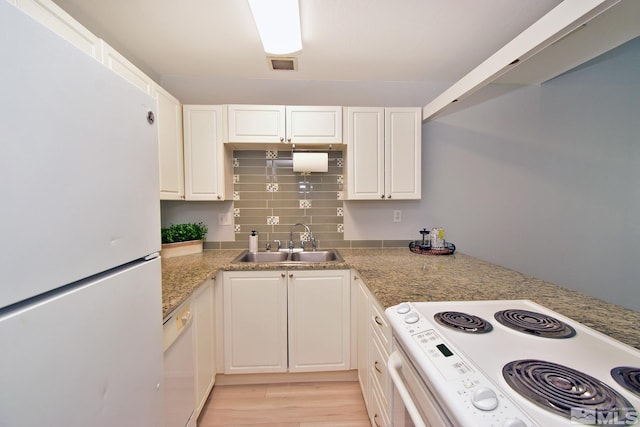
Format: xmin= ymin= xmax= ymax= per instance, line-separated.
xmin=388 ymin=351 xmax=427 ymax=427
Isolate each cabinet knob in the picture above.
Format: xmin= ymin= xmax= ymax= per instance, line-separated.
xmin=374 ymin=316 xmax=384 ymax=326
xmin=380 ymin=195 xmax=385 ymax=199
xmin=387 ymin=195 xmax=392 ymax=199
xmin=289 ymin=273 xmax=294 ymax=278
xmin=281 ymin=273 xmax=286 ymax=278
xmin=374 ymin=360 xmax=382 ymax=374
xmin=280 ymin=137 xmax=284 ymax=142
xmin=287 ymin=138 xmax=291 ymax=143
xmin=147 ymin=110 xmax=155 ymax=124
xmin=217 ymin=195 xmax=221 ymax=200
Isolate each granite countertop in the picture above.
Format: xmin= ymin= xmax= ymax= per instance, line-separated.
xmin=161 ymin=248 xmax=640 ymax=350
xmin=161 ymin=250 xmax=239 ymax=319
xmin=161 ymin=249 xmax=350 ymax=318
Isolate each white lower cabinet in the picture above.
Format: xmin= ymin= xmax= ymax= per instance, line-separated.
xmin=222 ymin=269 xmax=351 ymax=374
xmin=354 ymin=271 xmax=391 ymax=426
xmin=223 ymin=271 xmax=288 ymax=374
xmin=288 ymin=270 xmax=351 ymax=372
xmin=192 ymin=278 xmax=215 ymax=418
xmin=355 ymin=274 xmax=370 ymax=405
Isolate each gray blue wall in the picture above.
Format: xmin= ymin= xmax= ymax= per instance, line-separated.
xmin=422 ymin=37 xmax=640 ymax=311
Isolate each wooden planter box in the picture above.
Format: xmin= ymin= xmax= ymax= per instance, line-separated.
xmin=161 ymin=240 xmax=203 ymax=258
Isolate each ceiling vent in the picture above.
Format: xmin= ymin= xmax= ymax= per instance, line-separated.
xmin=268 ymin=56 xmax=297 ymax=71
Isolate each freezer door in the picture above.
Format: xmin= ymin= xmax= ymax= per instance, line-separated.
xmin=0 ymin=258 xmax=164 ymax=427
xmin=0 ymin=2 xmax=160 ymax=307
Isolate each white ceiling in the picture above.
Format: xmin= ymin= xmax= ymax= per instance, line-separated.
xmin=52 ymin=0 xmax=563 ymax=104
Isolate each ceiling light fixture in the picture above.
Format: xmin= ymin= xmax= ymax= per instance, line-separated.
xmin=248 ymin=0 xmax=302 ymax=55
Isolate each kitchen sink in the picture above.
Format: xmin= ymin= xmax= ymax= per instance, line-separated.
xmin=289 ymin=250 xmax=341 ymax=262
xmin=231 ymin=249 xmax=344 ymax=264
xmin=233 ymin=251 xmax=290 ymax=263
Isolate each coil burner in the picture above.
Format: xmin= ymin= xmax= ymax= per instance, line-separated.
xmin=494 ymin=309 xmax=576 ymax=339
xmin=433 ymin=311 xmax=493 ymax=334
xmin=504 ymin=359 xmax=636 ymax=424
xmin=611 ymin=366 xmax=640 ymax=398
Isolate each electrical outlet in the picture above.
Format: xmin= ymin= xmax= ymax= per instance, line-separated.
xmin=218 ymin=212 xmax=232 ymax=226
xmin=393 ymin=210 xmax=402 ymax=223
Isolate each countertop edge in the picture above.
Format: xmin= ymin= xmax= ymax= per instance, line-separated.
xmin=161 ymin=248 xmax=640 ymax=350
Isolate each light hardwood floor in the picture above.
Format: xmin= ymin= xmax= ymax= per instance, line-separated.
xmin=197 ymin=381 xmax=371 ymax=427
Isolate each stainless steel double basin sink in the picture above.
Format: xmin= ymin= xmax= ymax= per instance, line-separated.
xmin=232 ymin=249 xmax=344 ymax=264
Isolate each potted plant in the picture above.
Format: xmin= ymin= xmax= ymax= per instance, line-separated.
xmin=161 ymin=222 xmax=208 ymax=258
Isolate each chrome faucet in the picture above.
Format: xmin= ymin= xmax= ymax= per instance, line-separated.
xmin=288 ymin=223 xmax=316 ymax=251
xmin=265 ymin=240 xmax=282 ymax=251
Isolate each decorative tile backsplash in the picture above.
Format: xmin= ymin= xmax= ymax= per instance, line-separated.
xmin=233 ymin=150 xmax=346 ymax=249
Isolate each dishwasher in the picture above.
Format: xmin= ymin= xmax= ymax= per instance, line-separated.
xmin=163 ymin=302 xmax=196 ymax=427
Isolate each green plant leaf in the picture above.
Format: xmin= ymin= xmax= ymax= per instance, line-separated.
xmin=161 ymin=222 xmax=208 ymax=244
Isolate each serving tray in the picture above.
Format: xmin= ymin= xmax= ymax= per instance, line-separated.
xmin=408 ymin=240 xmax=456 ymax=255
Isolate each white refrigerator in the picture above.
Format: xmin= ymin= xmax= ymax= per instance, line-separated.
xmin=0 ymin=2 xmax=164 ymax=426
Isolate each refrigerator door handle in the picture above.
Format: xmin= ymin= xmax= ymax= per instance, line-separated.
xmin=144 ymin=252 xmax=160 ymax=261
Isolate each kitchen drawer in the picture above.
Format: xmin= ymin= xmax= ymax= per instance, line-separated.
xmin=369 ymin=372 xmax=391 ymax=427
xmin=369 ymin=327 xmax=390 ymax=406
xmin=370 ymin=299 xmax=391 ymax=352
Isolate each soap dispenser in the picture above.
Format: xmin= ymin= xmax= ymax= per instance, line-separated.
xmin=249 ymin=230 xmax=258 ymax=253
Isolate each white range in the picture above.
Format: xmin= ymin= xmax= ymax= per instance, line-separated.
xmin=386 ymin=299 xmax=640 ymax=426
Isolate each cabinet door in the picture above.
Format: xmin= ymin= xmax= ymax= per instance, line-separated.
xmin=385 ymin=108 xmax=421 ymax=200
xmin=15 ymin=0 xmax=101 ymax=60
xmin=286 ymin=106 xmax=342 ymax=144
xmin=223 ymin=271 xmax=288 ymax=374
xmin=193 ymin=279 xmax=215 ymax=417
xmin=346 ymin=107 xmax=385 ymax=200
xmin=100 ymin=40 xmax=154 ymax=95
xmin=355 ymin=274 xmax=370 ymax=406
xmin=227 ymin=104 xmax=285 ymax=143
xmin=183 ymin=105 xmax=228 ymax=201
xmin=155 ymin=85 xmax=184 ymax=200
xmin=288 ymin=270 xmax=350 ymax=373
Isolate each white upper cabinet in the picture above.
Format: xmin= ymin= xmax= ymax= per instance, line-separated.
xmin=385 ymin=108 xmax=421 ymax=200
xmin=286 ymin=106 xmax=342 ymax=144
xmin=183 ymin=105 xmax=231 ymax=201
xmin=346 ymin=107 xmax=385 ymax=200
xmin=15 ymin=0 xmax=101 ymax=60
xmin=227 ymin=104 xmax=342 ymax=144
xmin=346 ymin=107 xmax=421 ymax=200
xmin=155 ymin=84 xmax=184 ymax=200
xmin=100 ymin=40 xmax=154 ymax=95
xmin=227 ymin=105 xmax=285 ymax=143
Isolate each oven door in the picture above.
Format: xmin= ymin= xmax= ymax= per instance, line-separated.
xmin=388 ymin=344 xmax=454 ymax=427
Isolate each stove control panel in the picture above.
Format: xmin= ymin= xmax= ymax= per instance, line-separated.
xmin=388 ymin=302 xmax=536 ymax=427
